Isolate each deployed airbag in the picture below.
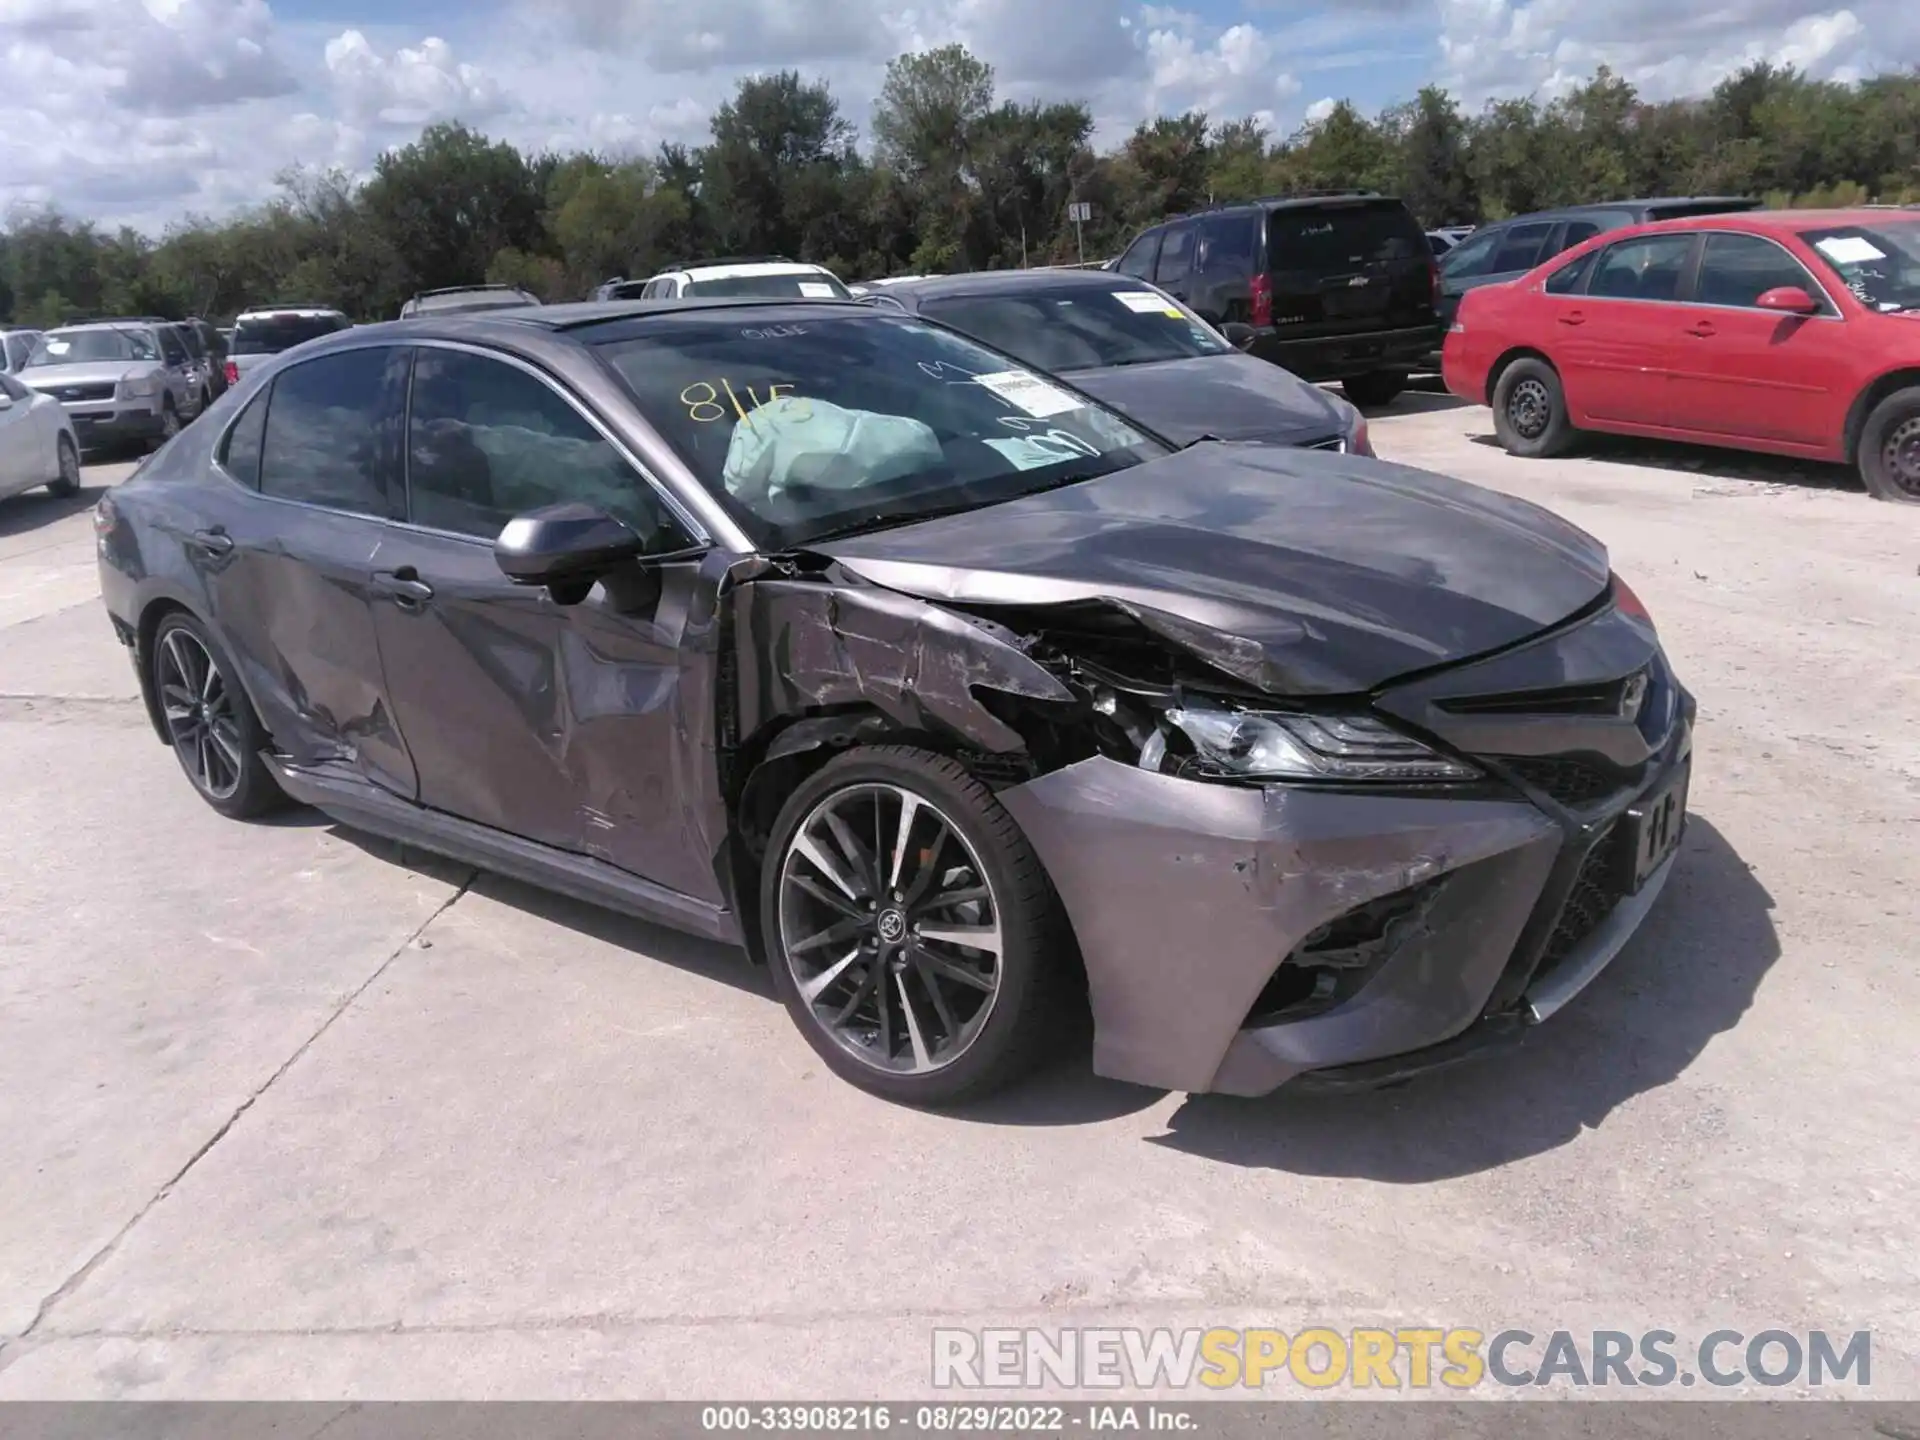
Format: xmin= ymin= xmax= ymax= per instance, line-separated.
xmin=721 ymin=397 xmax=943 ymax=503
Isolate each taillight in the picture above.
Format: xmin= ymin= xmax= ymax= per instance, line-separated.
xmin=93 ymin=495 xmax=118 ymax=538
xmin=1612 ymin=573 xmax=1654 ymax=625
xmin=223 ymin=360 xmax=238 ymax=386
xmin=1250 ymin=273 xmax=1272 ymax=328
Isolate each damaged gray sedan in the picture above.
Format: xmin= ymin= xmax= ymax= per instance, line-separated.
xmin=95 ymin=297 xmax=1695 ymax=1105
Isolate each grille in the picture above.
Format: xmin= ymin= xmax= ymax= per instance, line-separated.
xmin=55 ymin=383 xmax=116 ymax=402
xmin=1538 ymin=823 xmax=1627 ymax=973
xmin=1501 ymin=754 xmax=1632 ymax=808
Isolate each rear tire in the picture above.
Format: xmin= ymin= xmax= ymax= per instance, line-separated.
xmin=1492 ymin=356 xmax=1576 ymax=458
xmin=1857 ymin=386 xmax=1920 ymax=503
xmin=759 ymin=745 xmax=1069 ymax=1107
xmin=1342 ymin=370 xmax=1408 ymax=408
xmin=46 ymin=435 xmax=80 ymax=498
xmin=149 ymin=612 xmax=287 ymax=820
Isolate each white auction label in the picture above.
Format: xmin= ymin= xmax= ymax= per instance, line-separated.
xmin=797 ymin=281 xmax=838 ymax=297
xmin=973 ymin=370 xmax=1084 ymax=417
xmin=1113 ymin=290 xmax=1183 ymax=316
xmin=1814 ymin=236 xmax=1885 ymax=265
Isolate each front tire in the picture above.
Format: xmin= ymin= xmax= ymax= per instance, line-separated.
xmin=1342 ymin=370 xmax=1408 ymax=408
xmin=1857 ymin=386 xmax=1920 ymax=503
xmin=760 ymin=745 xmax=1067 ymax=1106
xmin=150 ymin=613 xmax=286 ymax=819
xmin=1492 ymin=356 xmax=1576 ymax=458
xmin=46 ymin=435 xmax=80 ymax=498
xmin=150 ymin=398 xmax=180 ymax=452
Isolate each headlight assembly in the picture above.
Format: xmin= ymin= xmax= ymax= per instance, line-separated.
xmin=119 ymin=374 xmax=160 ymax=399
xmin=1150 ymin=701 xmax=1478 ymax=784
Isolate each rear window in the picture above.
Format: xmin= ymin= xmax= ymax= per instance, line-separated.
xmin=232 ymin=314 xmax=349 ymax=355
xmin=684 ymin=272 xmax=851 ymax=300
xmin=1267 ymin=202 xmax=1426 ymax=273
xmin=920 ymin=283 xmax=1229 ymax=372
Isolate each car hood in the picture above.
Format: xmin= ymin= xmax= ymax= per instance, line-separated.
xmin=20 ymin=362 xmax=148 ymax=389
xmin=1063 ymin=351 xmax=1353 ymax=446
xmin=814 ymin=445 xmax=1611 ymax=695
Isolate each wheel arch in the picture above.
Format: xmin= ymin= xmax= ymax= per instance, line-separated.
xmin=1843 ymin=367 xmax=1920 ymax=460
xmin=1486 ymin=345 xmax=1557 ymax=408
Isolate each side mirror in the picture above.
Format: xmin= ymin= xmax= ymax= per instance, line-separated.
xmin=0 ymin=393 xmax=12 ymax=411
xmin=494 ymin=503 xmax=646 ymax=598
xmin=1755 ymin=286 xmax=1821 ymax=315
xmin=1221 ymin=321 xmax=1257 ymax=351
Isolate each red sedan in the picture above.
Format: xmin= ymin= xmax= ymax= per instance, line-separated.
xmin=1443 ymin=207 xmax=1920 ymax=502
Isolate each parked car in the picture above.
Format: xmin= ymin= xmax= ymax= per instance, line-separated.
xmin=399 ymin=285 xmax=542 ymax=319
xmin=1112 ymin=190 xmax=1442 ymax=407
xmin=1432 ymin=197 xmax=1762 ymax=351
xmin=1443 ymin=207 xmax=1920 ymax=502
xmin=226 ymin=306 xmax=354 ymax=385
xmin=95 ymin=295 xmax=1694 ymax=1105
xmin=2 ymin=328 xmax=42 ymax=374
xmin=19 ymin=319 xmax=203 ymax=452
xmin=864 ymin=269 xmax=1371 ymax=452
xmin=614 ymin=257 xmax=852 ymax=300
xmin=1428 ymin=231 xmax=1462 ymax=258
xmin=185 ymin=318 xmax=229 ymax=399
xmin=171 ymin=320 xmax=217 ymax=410
xmin=0 ymin=370 xmax=82 ymax=501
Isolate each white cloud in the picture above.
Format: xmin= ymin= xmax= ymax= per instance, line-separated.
xmin=1142 ymin=21 xmax=1301 ymax=132
xmin=324 ymin=30 xmax=504 ymax=130
xmin=1303 ymin=96 xmax=1338 ymax=123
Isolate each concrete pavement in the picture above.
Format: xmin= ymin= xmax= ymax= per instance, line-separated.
xmin=0 ymin=408 xmax=1914 ymax=1399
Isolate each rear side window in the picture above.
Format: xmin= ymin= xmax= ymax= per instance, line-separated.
xmin=1559 ymin=220 xmax=1604 ymax=251
xmin=259 ymin=348 xmax=407 ymax=519
xmin=1489 ymin=222 xmax=1556 ymax=274
xmin=233 ymin=314 xmax=348 ymax=356
xmin=1267 ymin=202 xmax=1424 ymax=274
xmin=406 ymin=348 xmax=685 ymax=544
xmin=1153 ymin=224 xmax=1196 ymax=286
xmin=1590 ymin=235 xmax=1695 ymax=302
xmin=1114 ymin=231 xmax=1161 ymax=281
xmin=219 ymin=391 xmax=269 ymax=488
xmin=1196 ymin=214 xmax=1257 ymax=276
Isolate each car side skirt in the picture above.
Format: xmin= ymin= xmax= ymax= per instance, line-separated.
xmin=265 ymin=756 xmax=745 ymax=947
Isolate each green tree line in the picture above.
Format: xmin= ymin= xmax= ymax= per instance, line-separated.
xmin=4 ymin=53 xmax=1918 ymax=326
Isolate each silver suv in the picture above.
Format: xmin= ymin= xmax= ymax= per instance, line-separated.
xmin=19 ymin=319 xmax=204 ymax=452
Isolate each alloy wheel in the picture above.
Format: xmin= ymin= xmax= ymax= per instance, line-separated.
xmin=1507 ymin=377 xmax=1552 ymax=440
xmin=1883 ymin=416 xmax=1920 ymax=499
xmin=157 ymin=627 xmax=244 ymax=801
xmin=777 ymin=783 xmax=1003 ymax=1075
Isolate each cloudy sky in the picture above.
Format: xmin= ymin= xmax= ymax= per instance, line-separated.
xmin=0 ymin=0 xmax=1908 ymax=232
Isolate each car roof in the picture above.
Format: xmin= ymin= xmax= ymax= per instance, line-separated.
xmin=666 ymin=261 xmax=833 ymax=280
xmin=339 ymin=296 xmax=870 ymax=339
xmin=237 ymin=306 xmax=346 ymax=318
xmin=875 ymin=269 xmax=1137 ymax=303
xmin=47 ymin=319 xmax=162 ymax=332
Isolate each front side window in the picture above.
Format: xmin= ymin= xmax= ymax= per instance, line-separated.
xmin=596 ymin=312 xmax=1166 ymax=550
xmin=1589 ymin=235 xmax=1695 ymax=302
xmin=920 ymin=282 xmax=1229 ymax=374
xmin=1154 ymin=224 xmax=1196 ymax=286
xmin=27 ymin=327 xmax=159 ymax=367
xmin=1544 ymin=249 xmax=1597 ymax=295
xmin=1114 ymin=231 xmax=1161 ymax=280
xmin=159 ymin=328 xmax=189 ymax=366
xmin=1797 ymin=221 xmax=1920 ymax=314
xmin=683 ymin=271 xmax=850 ymax=300
xmin=406 ymin=348 xmax=690 ymax=545
xmin=1696 ymin=233 xmax=1827 ymax=310
xmin=258 ymin=347 xmax=406 ymax=519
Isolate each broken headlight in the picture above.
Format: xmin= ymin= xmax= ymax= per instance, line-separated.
xmin=1151 ymin=702 xmax=1479 ymax=784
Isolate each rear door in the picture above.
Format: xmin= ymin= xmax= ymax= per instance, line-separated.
xmin=1663 ymin=230 xmax=1847 ymax=447
xmin=1553 ymin=232 xmax=1698 ymax=427
xmin=1264 ymin=198 xmax=1434 ymax=338
xmin=366 ymin=343 xmax=720 ymax=900
xmin=199 ymin=345 xmax=418 ymax=796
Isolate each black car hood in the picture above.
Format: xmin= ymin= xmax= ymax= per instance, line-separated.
xmin=815 ymin=446 xmax=1610 ymax=696
xmin=1063 ymin=351 xmax=1352 ymax=446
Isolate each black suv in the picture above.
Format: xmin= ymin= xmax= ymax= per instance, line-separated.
xmin=1112 ymin=192 xmax=1440 ymax=407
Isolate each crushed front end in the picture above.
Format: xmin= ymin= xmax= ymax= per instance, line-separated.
xmin=990 ymin=579 xmax=1694 ymax=1096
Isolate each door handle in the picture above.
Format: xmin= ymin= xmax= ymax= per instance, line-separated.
xmin=373 ymin=568 xmax=434 ymax=609
xmin=1557 ymin=310 xmax=1586 ymax=326
xmin=1686 ymin=321 xmax=1716 ymax=338
xmin=189 ymin=527 xmax=233 ymax=557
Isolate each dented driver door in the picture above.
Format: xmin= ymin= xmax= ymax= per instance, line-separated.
xmin=363 ymin=343 xmax=725 ymax=904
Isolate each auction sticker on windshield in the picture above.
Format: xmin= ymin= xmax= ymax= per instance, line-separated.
xmin=1814 ymin=236 xmax=1885 ymax=265
xmin=1114 ymin=290 xmax=1185 ymax=317
xmin=797 ymin=281 xmax=838 ymax=298
xmin=974 ymin=370 xmax=1082 ymax=418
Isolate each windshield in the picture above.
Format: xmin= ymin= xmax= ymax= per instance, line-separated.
xmin=27 ymin=328 xmax=157 ymax=366
xmin=684 ymin=272 xmax=851 ymax=300
xmin=233 ymin=314 xmax=348 ymax=355
xmin=596 ymin=311 xmax=1166 ymax=549
xmin=1798 ymin=222 xmax=1920 ymax=314
xmin=919 ymin=282 xmax=1230 ymax=372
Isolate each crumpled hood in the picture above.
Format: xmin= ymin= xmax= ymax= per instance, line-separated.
xmin=816 ymin=445 xmax=1611 ymax=695
xmin=1063 ymin=351 xmax=1354 ymax=446
xmin=20 ymin=362 xmax=149 ymax=390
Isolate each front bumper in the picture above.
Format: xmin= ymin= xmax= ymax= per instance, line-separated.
xmin=57 ymin=399 xmax=166 ymax=448
xmin=998 ymin=609 xmax=1694 ymax=1097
